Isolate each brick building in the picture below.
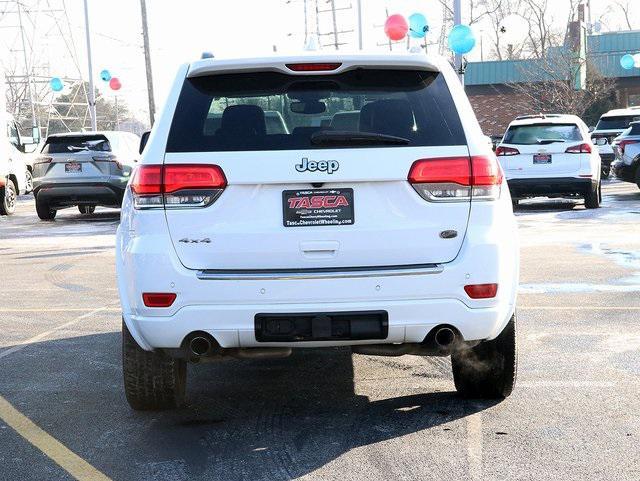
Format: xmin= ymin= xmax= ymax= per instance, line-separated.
xmin=465 ymin=30 xmax=640 ymax=136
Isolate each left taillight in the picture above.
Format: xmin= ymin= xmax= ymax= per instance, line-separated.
xmin=565 ymin=143 xmax=592 ymax=154
xmin=618 ymin=139 xmax=639 ymax=154
xmin=131 ymin=164 xmax=226 ymax=210
xmin=408 ymin=155 xmax=503 ymax=202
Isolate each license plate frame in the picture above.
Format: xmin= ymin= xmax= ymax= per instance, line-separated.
xmin=282 ymin=188 xmax=354 ymax=227
xmin=65 ymin=162 xmax=82 ymax=173
xmin=533 ymin=154 xmax=552 ymax=164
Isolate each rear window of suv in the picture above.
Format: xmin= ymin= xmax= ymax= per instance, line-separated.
xmin=503 ymin=123 xmax=582 ymax=145
xmin=166 ymin=69 xmax=466 ymax=152
xmin=595 ymin=115 xmax=640 ymax=131
xmin=42 ymin=135 xmax=111 ymax=154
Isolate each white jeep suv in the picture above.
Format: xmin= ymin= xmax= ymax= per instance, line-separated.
xmin=497 ymin=114 xmax=601 ymax=209
xmin=117 ymin=53 xmax=519 ymax=409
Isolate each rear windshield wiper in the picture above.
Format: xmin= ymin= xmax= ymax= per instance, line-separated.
xmin=311 ymin=130 xmax=410 ymax=146
xmin=536 ymin=139 xmax=566 ymax=145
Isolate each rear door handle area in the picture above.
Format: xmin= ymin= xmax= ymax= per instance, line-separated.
xmin=300 ymin=241 xmax=340 ymax=259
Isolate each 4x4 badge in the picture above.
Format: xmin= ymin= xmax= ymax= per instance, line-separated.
xmin=295 ymin=158 xmax=339 ymax=174
xmin=179 ymin=238 xmax=211 ymax=244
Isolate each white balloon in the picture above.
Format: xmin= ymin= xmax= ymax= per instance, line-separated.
xmin=633 ymin=53 xmax=640 ymax=68
xmin=498 ymin=14 xmax=528 ymax=46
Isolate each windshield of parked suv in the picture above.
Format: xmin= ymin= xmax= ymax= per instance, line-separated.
xmin=503 ymin=123 xmax=582 ymax=145
xmin=167 ymin=69 xmax=466 ymax=152
xmin=595 ymin=115 xmax=640 ymax=131
xmin=42 ymin=135 xmax=111 ymax=154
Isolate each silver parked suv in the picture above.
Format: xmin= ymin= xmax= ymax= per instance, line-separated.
xmin=32 ymin=131 xmax=140 ymax=220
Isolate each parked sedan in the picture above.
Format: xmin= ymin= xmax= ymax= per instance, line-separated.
xmin=32 ymin=131 xmax=140 ymax=220
xmin=611 ymin=121 xmax=640 ymax=189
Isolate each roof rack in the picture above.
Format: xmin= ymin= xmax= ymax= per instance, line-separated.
xmin=515 ymin=113 xmax=565 ymax=120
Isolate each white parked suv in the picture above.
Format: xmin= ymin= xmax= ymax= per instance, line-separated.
xmin=497 ymin=114 xmax=601 ymax=209
xmin=590 ymin=107 xmax=640 ymax=177
xmin=117 ymin=53 xmax=519 ymax=409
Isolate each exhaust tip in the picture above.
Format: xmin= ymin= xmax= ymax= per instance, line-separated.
xmin=190 ymin=336 xmax=212 ymax=356
xmin=434 ymin=327 xmax=456 ymax=347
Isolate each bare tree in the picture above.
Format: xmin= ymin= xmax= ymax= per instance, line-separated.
xmin=508 ymin=50 xmax=617 ymax=122
xmin=615 ymin=1 xmax=636 ymax=30
xmin=521 ymin=0 xmax=562 ymax=59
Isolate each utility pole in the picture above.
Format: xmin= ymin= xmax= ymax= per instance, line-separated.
xmin=453 ymin=0 xmax=463 ymax=84
xmin=16 ymin=1 xmax=38 ymax=138
xmin=139 ymin=0 xmax=156 ymax=126
xmin=82 ymin=0 xmax=97 ymax=131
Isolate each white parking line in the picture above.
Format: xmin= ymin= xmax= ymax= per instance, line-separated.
xmin=0 ymin=306 xmax=110 ymax=360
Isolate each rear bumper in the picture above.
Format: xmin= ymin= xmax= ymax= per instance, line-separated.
xmin=116 ymin=200 xmax=519 ymax=351
xmin=34 ymin=183 xmax=124 ymax=208
xmin=507 ymin=177 xmax=594 ymax=198
xmin=611 ymin=161 xmax=638 ymax=183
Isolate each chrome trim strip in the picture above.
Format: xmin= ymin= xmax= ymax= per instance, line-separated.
xmin=196 ymin=264 xmax=444 ymax=281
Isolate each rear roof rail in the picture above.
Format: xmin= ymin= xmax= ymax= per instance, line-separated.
xmin=515 ymin=114 xmax=564 ymax=121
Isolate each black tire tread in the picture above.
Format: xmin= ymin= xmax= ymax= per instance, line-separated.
xmin=451 ymin=314 xmax=517 ymax=399
xmin=0 ymin=182 xmax=16 ymax=215
xmin=122 ymin=320 xmax=186 ymax=410
xmin=35 ymin=197 xmax=56 ymax=220
xmin=584 ymin=181 xmax=601 ymax=209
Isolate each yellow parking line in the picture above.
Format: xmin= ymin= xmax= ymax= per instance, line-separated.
xmin=0 ymin=395 xmax=112 ymax=481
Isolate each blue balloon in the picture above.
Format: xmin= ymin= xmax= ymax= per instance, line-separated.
xmin=620 ymin=54 xmax=635 ymax=70
xmin=100 ymin=69 xmax=112 ymax=81
xmin=448 ymin=24 xmax=476 ymax=55
xmin=408 ymin=13 xmax=428 ymax=39
xmin=49 ymin=77 xmax=64 ymax=92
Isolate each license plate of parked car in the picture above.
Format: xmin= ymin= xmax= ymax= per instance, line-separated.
xmin=533 ymin=154 xmax=552 ymax=164
xmin=65 ymin=162 xmax=82 ymax=173
xmin=282 ymin=188 xmax=354 ymax=227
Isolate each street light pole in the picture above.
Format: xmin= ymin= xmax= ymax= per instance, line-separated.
xmin=453 ymin=0 xmax=463 ymax=84
xmin=82 ymin=0 xmax=97 ymax=131
xmin=356 ymin=0 xmax=363 ymax=50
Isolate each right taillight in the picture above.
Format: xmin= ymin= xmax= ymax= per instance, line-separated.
xmin=495 ymin=146 xmax=520 ymax=156
xmin=408 ymin=155 xmax=503 ymax=202
xmin=565 ymin=143 xmax=592 ymax=154
xmin=131 ymin=164 xmax=226 ymax=210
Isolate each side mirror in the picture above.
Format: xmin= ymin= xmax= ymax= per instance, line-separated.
xmin=139 ymin=131 xmax=150 ymax=154
xmin=588 ymin=126 xmax=595 ymax=133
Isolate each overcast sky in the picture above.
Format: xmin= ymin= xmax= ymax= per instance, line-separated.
xmin=2 ymin=0 xmax=635 ymax=123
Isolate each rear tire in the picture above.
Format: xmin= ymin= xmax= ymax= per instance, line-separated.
xmin=122 ymin=320 xmax=187 ymax=410
xmin=78 ymin=205 xmax=96 ymax=215
xmin=451 ymin=313 xmax=517 ymax=399
xmin=24 ymin=169 xmax=33 ymax=194
xmin=0 ymin=181 xmax=17 ymax=215
xmin=601 ymin=166 xmax=610 ymax=179
xmin=584 ymin=180 xmax=601 ymax=209
xmin=35 ymin=196 xmax=56 ymax=220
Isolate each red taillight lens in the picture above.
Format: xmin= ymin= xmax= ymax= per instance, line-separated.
xmin=464 ymin=283 xmax=498 ymax=299
xmin=619 ymin=139 xmax=639 ymax=154
xmin=565 ymin=143 xmax=592 ymax=154
xmin=408 ymin=155 xmax=502 ymax=202
xmin=495 ymin=146 xmax=520 ymax=156
xmin=131 ymin=164 xmax=226 ymax=209
xmin=142 ymin=292 xmax=177 ymax=308
xmin=163 ymin=165 xmax=226 ymax=193
xmin=286 ymin=63 xmax=342 ymax=72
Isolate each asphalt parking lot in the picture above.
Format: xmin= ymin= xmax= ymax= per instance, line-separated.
xmin=1 ymin=180 xmax=639 ymax=481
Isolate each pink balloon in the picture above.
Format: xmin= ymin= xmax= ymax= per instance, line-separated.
xmin=384 ymin=14 xmax=409 ymax=41
xmin=109 ymin=77 xmax=122 ymax=91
